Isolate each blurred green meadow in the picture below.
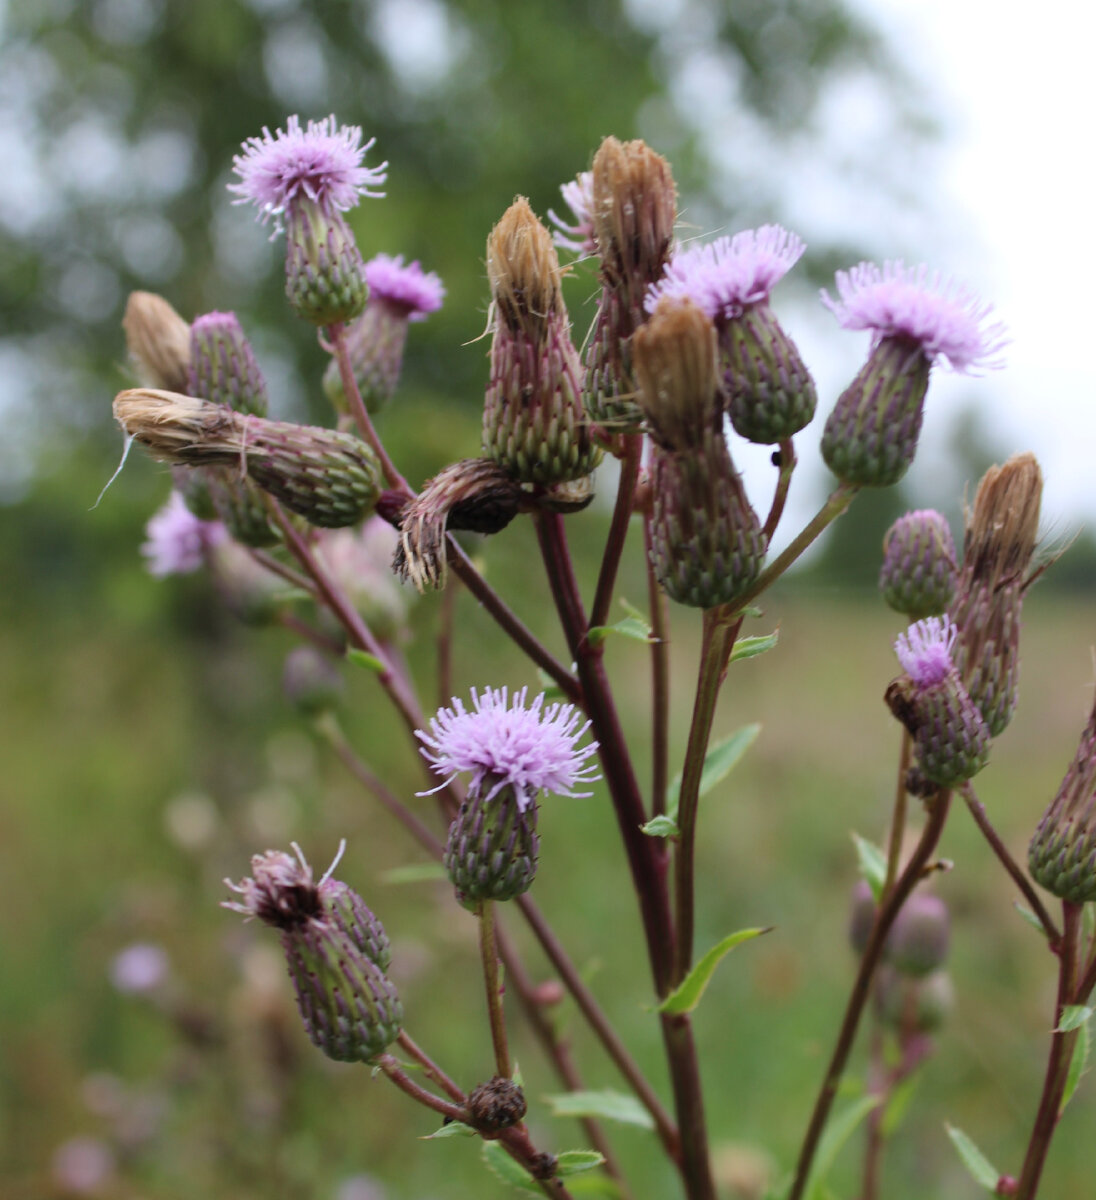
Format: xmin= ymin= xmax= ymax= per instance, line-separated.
xmin=4 ymin=446 xmax=1095 ymax=1198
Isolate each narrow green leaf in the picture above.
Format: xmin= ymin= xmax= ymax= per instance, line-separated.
xmin=665 ymin=724 xmax=761 ymax=820
xmin=422 ymin=1120 xmax=476 ymax=1139
xmin=851 ymin=833 xmax=887 ymax=902
xmin=545 ymin=1090 xmax=655 ymax=1130
xmin=730 ymin=630 xmax=779 ymax=662
xmin=1014 ymin=903 xmax=1050 ymax=937
xmin=618 ymin=597 xmax=649 ymax=624
xmin=804 ymin=1095 xmax=882 ymax=1200
xmin=880 ymin=1072 xmax=921 ymax=1137
xmin=1057 ymin=1005 xmax=1093 ymax=1033
xmin=1061 ymin=1014 xmax=1091 ymax=1115
xmin=380 ymin=863 xmax=449 ymax=885
xmin=944 ymin=1123 xmax=999 ymax=1191
xmin=640 ymin=815 xmax=680 ymax=839
xmin=481 ymin=1141 xmax=541 ymax=1192
xmin=556 ymin=1150 xmax=606 ymax=1177
xmin=587 ymin=617 xmax=655 ymax=647
xmin=346 ymin=647 xmax=385 ymax=674
xmin=657 ymin=927 xmax=769 ymax=1014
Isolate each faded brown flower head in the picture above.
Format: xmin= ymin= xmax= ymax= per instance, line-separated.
xmin=486 ymin=197 xmax=564 ymax=347
xmin=122 ymin=292 xmax=192 ymax=393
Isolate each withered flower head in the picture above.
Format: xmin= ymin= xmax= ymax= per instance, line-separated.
xmin=122 ymin=291 xmax=192 ymax=394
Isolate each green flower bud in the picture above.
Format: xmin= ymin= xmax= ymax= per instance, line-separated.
xmin=444 ymin=780 xmax=539 ymax=910
xmin=880 ymin=510 xmax=957 ymax=619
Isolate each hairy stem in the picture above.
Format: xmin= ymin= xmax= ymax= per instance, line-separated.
xmin=883 ymin=731 xmax=912 ymax=894
xmin=479 ymin=900 xmax=512 ymax=1079
xmin=645 ymin=514 xmax=671 ymax=823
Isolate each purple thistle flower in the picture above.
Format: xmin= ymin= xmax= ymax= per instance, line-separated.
xmin=223 ymin=841 xmax=343 ymax=925
xmin=821 ymin=261 xmax=1008 ymax=373
xmin=548 ymin=170 xmax=596 ymax=257
xmin=141 ymin=491 xmax=226 ymax=577
xmin=364 ymin=253 xmax=445 ymax=321
xmin=229 ymin=115 xmax=388 ymax=232
xmin=895 ymin=616 xmax=958 ymax=688
xmin=646 ymin=225 xmax=806 ymax=323
xmin=417 ymin=686 xmax=600 ymax=811
xmin=110 ymin=943 xmax=170 ymax=994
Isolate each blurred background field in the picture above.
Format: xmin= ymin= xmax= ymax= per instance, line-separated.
xmin=4 ymin=1 xmax=1096 ymax=1198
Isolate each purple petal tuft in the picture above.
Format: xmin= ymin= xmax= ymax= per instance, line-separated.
xmin=141 ymin=491 xmax=226 ymax=577
xmin=821 ymin=261 xmax=1008 ymax=373
xmin=895 ymin=616 xmax=957 ymax=688
xmin=364 ymin=253 xmax=445 ymax=320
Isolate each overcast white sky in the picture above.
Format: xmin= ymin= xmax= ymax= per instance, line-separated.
xmin=830 ymin=0 xmax=1094 ymax=527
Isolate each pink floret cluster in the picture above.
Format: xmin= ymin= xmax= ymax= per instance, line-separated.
xmin=141 ymin=491 xmax=226 ymax=577
xmin=822 ymin=261 xmax=1008 ymax=373
xmin=417 ymin=686 xmax=600 ymax=810
xmin=548 ymin=170 xmax=597 ymax=257
xmin=895 ymin=616 xmax=958 ymax=688
xmin=646 ymin=225 xmax=806 ymax=322
xmin=229 ymin=115 xmax=388 ymax=229
xmin=364 ymin=253 xmax=445 ymax=320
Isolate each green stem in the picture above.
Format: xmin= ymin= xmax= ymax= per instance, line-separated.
xmin=734 ymin=483 xmax=859 ymax=611
xmin=762 ymin=438 xmax=796 ymax=542
xmin=787 ymin=791 xmax=952 ymax=1200
xmin=883 ymin=731 xmax=912 ymax=895
xmin=960 ymin=782 xmax=1061 ymax=947
xmin=645 ymin=514 xmax=671 ymax=822
xmin=672 ymin=607 xmax=742 ymax=985
xmin=478 ymin=900 xmax=512 ymax=1079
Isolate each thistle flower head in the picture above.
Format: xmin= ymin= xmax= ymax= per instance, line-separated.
xmin=548 ymin=170 xmax=596 ymax=257
xmin=647 ymin=226 xmax=805 ymax=323
xmin=223 ymin=842 xmax=331 ymax=928
xmin=821 ymin=262 xmax=1008 ymax=373
xmin=123 ymin=291 xmax=191 ymax=393
xmin=141 ymin=490 xmax=226 ymax=577
xmin=880 ymin=509 xmax=958 ymax=620
xmin=417 ymin=687 xmax=600 ymax=810
xmin=895 ymin=616 xmax=958 ymax=688
xmin=364 ymin=253 xmax=445 ymax=321
xmin=229 ymin=115 xmax=387 ymax=231
xmin=487 ymin=196 xmax=564 ymax=345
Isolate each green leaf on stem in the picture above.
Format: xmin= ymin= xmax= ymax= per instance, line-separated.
xmin=545 ymin=1089 xmax=655 ymax=1130
xmin=586 ymin=617 xmax=655 ymax=647
xmin=640 ymin=814 xmax=680 ymax=839
xmin=657 ymin=927 xmax=769 ymax=1014
xmin=664 ymin=724 xmax=761 ymax=820
xmin=422 ymin=1120 xmax=476 ymax=1139
xmin=803 ymin=1095 xmax=882 ymax=1200
xmin=1056 ymin=1005 xmax=1093 ymax=1033
xmin=346 ymin=647 xmax=385 ymax=674
xmin=535 ymin=668 xmax=566 ymax=702
xmin=944 ymin=1123 xmax=999 ymax=1191
xmin=880 ymin=1072 xmax=921 ymax=1137
xmin=380 ymin=863 xmax=449 ymax=884
xmin=1061 ymin=1013 xmax=1091 ymax=1115
xmin=481 ymin=1140 xmax=541 ymax=1192
xmin=556 ymin=1150 xmax=607 ymax=1177
xmin=1014 ymin=903 xmax=1051 ymax=937
xmin=729 ymin=630 xmax=779 ymax=662
xmin=851 ymin=833 xmax=888 ymax=902
xmin=618 ymin=597 xmax=649 ymax=624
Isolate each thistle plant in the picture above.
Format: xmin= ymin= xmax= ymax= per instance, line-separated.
xmin=105 ymin=114 xmax=1096 ymax=1200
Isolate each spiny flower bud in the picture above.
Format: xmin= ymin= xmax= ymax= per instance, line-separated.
xmin=821 ymin=262 xmax=1006 ymax=487
xmin=886 ymin=616 xmax=989 ymax=788
xmin=224 ymin=844 xmax=402 ymax=1063
xmin=875 ymin=965 xmax=954 ymax=1034
xmin=885 ymin=892 xmax=950 ymax=977
xmin=282 ymin=645 xmax=344 ymax=717
xmin=647 ymin=431 xmax=765 ymax=609
xmin=443 ymin=781 xmax=540 ymax=909
xmin=393 ymin=458 xmax=525 ymax=592
xmin=122 ymin=291 xmax=191 ymax=393
xmin=187 ymin=311 xmax=269 ymax=418
xmin=230 ymin=116 xmax=386 ymax=328
xmin=113 ymin=389 xmax=381 ymax=529
xmin=203 ymin=467 xmax=281 ymax=548
xmin=950 ymin=453 xmax=1043 ymax=736
xmin=483 ymin=198 xmax=602 ymax=484
xmin=584 ymin=137 xmax=676 ymax=429
xmin=322 ymin=254 xmax=444 ymax=415
xmin=466 ymin=1077 xmax=528 ymax=1137
xmin=633 ymin=298 xmax=723 ymax=449
xmin=320 ymin=878 xmax=392 ymax=972
xmin=1029 ymin=696 xmax=1096 ymax=904
xmin=879 ymin=510 xmax=958 ymax=619
xmin=647 ymin=226 xmax=816 ymax=444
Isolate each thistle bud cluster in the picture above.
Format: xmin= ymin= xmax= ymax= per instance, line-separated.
xmin=1029 ymin=697 xmax=1096 ymax=904
xmin=583 ymin=137 xmax=677 ymax=430
xmin=949 ymin=453 xmax=1042 ymax=737
xmin=879 ymin=510 xmax=958 ymax=619
xmin=633 ymin=300 xmax=764 ymax=608
xmin=224 ymin=845 xmax=402 ymax=1063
